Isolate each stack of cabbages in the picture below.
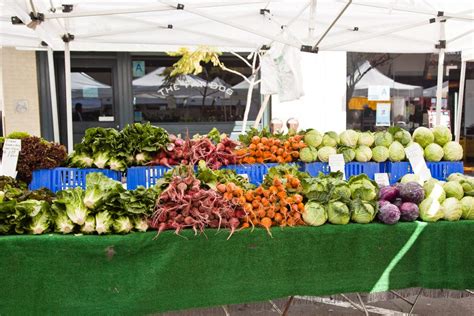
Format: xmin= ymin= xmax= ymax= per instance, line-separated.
xmin=299 ymin=126 xmax=463 ymax=163
xmin=302 ymin=173 xmax=379 ymax=226
xmin=418 ymin=173 xmax=474 ymax=222
xmin=377 ymin=182 xmax=424 ymax=224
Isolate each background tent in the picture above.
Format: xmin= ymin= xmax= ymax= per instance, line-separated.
xmin=352 ymin=61 xmax=423 ymax=98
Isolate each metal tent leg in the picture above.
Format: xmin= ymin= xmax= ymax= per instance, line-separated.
xmin=408 ymin=288 xmax=423 ymax=315
xmin=282 ymin=296 xmax=294 ymax=316
xmin=466 ymin=289 xmax=474 ymax=295
xmin=356 ymin=293 xmax=369 ymax=316
xmin=221 ymin=305 xmax=230 ymax=316
xmin=268 ymin=300 xmax=283 ymax=315
xmin=340 ymin=294 xmax=366 ymax=314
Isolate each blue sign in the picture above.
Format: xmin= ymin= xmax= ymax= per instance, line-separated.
xmin=376 ymin=103 xmax=391 ymax=126
xmin=132 ymin=61 xmax=145 ymax=77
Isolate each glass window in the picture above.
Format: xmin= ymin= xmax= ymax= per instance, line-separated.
xmin=346 ymin=52 xmax=474 ymax=169
xmin=71 ymin=68 xmax=114 ymax=122
xmin=131 ymin=55 xmax=259 ymax=134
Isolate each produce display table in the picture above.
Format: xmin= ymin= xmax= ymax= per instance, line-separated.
xmin=1 ymin=221 xmax=473 ymax=314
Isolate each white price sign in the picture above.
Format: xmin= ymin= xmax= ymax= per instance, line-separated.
xmin=329 ymin=154 xmax=345 ymax=180
xmin=405 ymin=144 xmax=431 ymax=182
xmin=374 ymin=173 xmax=390 ymax=187
xmin=0 ymin=139 xmax=22 ymax=178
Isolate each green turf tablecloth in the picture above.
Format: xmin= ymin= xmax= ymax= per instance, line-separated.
xmin=1 ymin=221 xmax=473 ymax=315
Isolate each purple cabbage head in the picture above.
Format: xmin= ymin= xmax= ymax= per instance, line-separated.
xmin=399 ymin=202 xmax=419 ymax=222
xmin=378 ymin=200 xmax=390 ymax=209
xmin=379 ymin=186 xmax=399 ymax=202
xmin=393 ymin=198 xmax=403 ymax=209
xmin=399 ymin=182 xmax=425 ymax=204
xmin=378 ymin=203 xmax=400 ymax=225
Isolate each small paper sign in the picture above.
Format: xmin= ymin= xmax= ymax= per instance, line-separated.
xmin=376 ymin=103 xmax=391 ymax=126
xmin=238 ymin=174 xmax=249 ymax=181
xmin=374 ymin=173 xmax=390 ymax=187
xmin=0 ymin=139 xmax=21 ymax=178
xmin=405 ymin=144 xmax=431 ymax=182
xmin=329 ymin=154 xmax=345 ymax=179
xmin=368 ymin=85 xmax=390 ymax=101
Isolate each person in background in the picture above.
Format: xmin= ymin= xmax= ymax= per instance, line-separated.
xmin=74 ymin=103 xmax=83 ymax=121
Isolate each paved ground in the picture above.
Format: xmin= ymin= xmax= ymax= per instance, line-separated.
xmin=162 ymin=294 xmax=474 ymax=316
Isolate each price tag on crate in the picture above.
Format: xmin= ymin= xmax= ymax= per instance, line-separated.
xmin=0 ymin=139 xmax=21 ymax=178
xmin=238 ymin=174 xmax=250 ymax=181
xmin=329 ymin=154 xmax=345 ymax=180
xmin=374 ymin=173 xmax=390 ymax=187
xmin=405 ymin=144 xmax=431 ymax=182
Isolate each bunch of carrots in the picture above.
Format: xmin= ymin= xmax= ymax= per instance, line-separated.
xmin=235 ymin=135 xmax=306 ymax=164
xmin=218 ymin=174 xmax=305 ymax=236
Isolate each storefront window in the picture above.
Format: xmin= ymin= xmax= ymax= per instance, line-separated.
xmin=131 ymin=55 xmax=259 ymax=134
xmin=346 ymin=52 xmax=473 ymax=168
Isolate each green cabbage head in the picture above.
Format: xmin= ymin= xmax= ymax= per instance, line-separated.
xmin=424 ymin=143 xmax=444 ymax=162
xmin=443 ymin=181 xmax=464 ymax=200
xmin=443 ymin=141 xmax=463 ymax=161
xmin=412 ymin=127 xmax=434 ymax=148
xmin=461 ymin=196 xmax=474 ymax=220
xmin=357 ymin=132 xmax=375 ymax=147
xmin=388 ymin=141 xmax=406 ymax=162
xmin=339 ymin=130 xmax=359 ymax=148
xmin=355 ymin=145 xmax=373 ymax=162
xmin=432 ymin=126 xmax=452 ymax=146
xmin=302 ymin=201 xmax=327 ymax=226
xmin=419 ymin=197 xmax=444 ymax=222
xmin=372 ymin=146 xmax=389 ymax=162
xmin=442 ymin=197 xmax=462 ymax=221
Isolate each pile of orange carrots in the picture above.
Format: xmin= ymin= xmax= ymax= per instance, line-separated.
xmin=235 ymin=135 xmax=306 ymax=164
xmin=219 ymin=174 xmax=305 ymax=236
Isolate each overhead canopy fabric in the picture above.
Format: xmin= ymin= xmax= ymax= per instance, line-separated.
xmin=1 ymin=0 xmax=473 ymax=54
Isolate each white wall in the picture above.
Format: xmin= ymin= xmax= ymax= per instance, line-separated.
xmin=271 ymin=51 xmax=347 ymax=133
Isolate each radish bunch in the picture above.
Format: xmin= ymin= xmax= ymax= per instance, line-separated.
xmin=149 ymin=134 xmax=239 ymax=169
xmin=150 ymin=171 xmax=246 ymax=238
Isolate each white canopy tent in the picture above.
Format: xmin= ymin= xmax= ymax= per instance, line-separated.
xmin=353 ymin=61 xmax=423 ymax=98
xmin=423 ymin=81 xmax=449 ymax=98
xmin=0 ymin=0 xmax=473 ymax=151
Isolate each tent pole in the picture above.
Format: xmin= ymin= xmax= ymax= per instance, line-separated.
xmin=308 ymin=0 xmax=318 ymax=38
xmin=312 ymin=0 xmax=352 ymax=50
xmin=47 ymin=47 xmax=60 ymax=143
xmin=253 ymin=94 xmax=271 ymax=128
xmin=455 ymin=60 xmax=466 ymax=142
xmin=435 ymin=21 xmax=446 ymax=127
xmin=64 ymin=42 xmax=73 ymax=152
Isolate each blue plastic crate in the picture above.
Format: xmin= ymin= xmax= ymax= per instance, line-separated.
xmin=382 ymin=161 xmax=464 ymax=183
xmin=222 ymin=163 xmax=304 ymax=186
xmin=300 ymin=162 xmax=380 ymax=180
xmin=126 ymin=165 xmax=171 ymax=190
xmin=29 ymin=168 xmax=122 ymax=192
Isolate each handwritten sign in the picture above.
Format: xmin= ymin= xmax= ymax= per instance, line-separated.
xmin=374 ymin=173 xmax=390 ymax=187
xmin=0 ymin=139 xmax=21 ymax=178
xmin=368 ymin=85 xmax=390 ymax=101
xmin=405 ymin=144 xmax=431 ymax=182
xmin=376 ymin=103 xmax=391 ymax=126
xmin=329 ymin=154 xmax=345 ymax=180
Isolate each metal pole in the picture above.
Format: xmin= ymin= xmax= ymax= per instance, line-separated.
xmin=308 ymin=0 xmax=318 ymax=39
xmin=455 ymin=60 xmax=466 ymax=142
xmin=64 ymin=42 xmax=73 ymax=152
xmin=47 ymin=47 xmax=60 ymax=143
xmin=312 ymin=0 xmax=352 ymax=50
xmin=435 ymin=21 xmax=446 ymax=126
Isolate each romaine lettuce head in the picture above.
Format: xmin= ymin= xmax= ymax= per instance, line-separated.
xmin=28 ymin=211 xmax=50 ymax=234
xmin=350 ymin=199 xmax=377 ymax=224
xmin=70 ymin=152 xmax=94 ymax=168
xmin=357 ymin=132 xmax=375 ymax=147
xmin=432 ymin=126 xmax=452 ymax=146
xmin=84 ymin=173 xmax=124 ymax=210
xmin=419 ymin=197 xmax=444 ymax=222
xmin=134 ymin=216 xmax=149 ymax=232
xmin=15 ymin=200 xmax=49 ymax=217
xmin=424 ymin=143 xmax=444 ymax=162
xmin=54 ymin=212 xmax=75 ymax=234
xmin=81 ymin=215 xmax=96 ymax=234
xmin=348 ymin=174 xmax=378 ymax=201
xmin=55 ymin=187 xmax=89 ymax=225
xmin=461 ymin=196 xmax=474 ymax=220
xmin=339 ymin=130 xmax=359 ymax=148
xmin=412 ymin=126 xmax=434 ymax=148
xmin=327 ymin=201 xmax=350 ymax=225
xmin=443 ymin=141 xmax=463 ymax=161
xmin=108 ymin=157 xmax=127 ymax=171
xmin=355 ymin=145 xmax=372 ymax=162
xmin=93 ymin=151 xmax=110 ymax=168
xmin=95 ymin=211 xmax=113 ymax=235
xmin=442 ymin=197 xmax=462 ymax=221
xmin=302 ymin=201 xmax=327 ymax=226
xmin=113 ymin=216 xmax=134 ymax=234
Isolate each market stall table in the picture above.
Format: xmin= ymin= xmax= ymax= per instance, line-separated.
xmin=1 ymin=221 xmax=473 ymax=314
